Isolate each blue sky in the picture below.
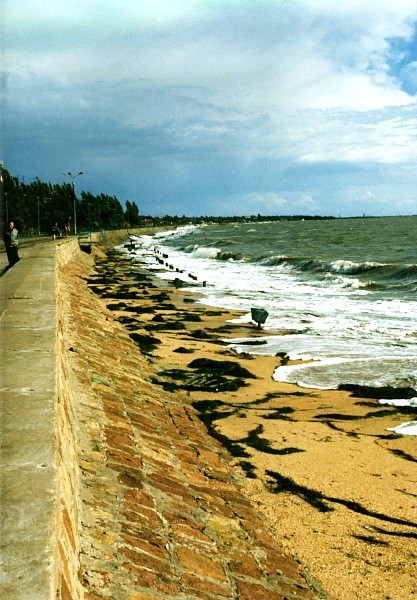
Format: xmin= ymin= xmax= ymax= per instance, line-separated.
xmin=2 ymin=0 xmax=417 ymax=217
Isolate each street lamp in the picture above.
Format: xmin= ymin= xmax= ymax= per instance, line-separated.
xmin=36 ymin=196 xmax=40 ymax=235
xmin=0 ymin=164 xmax=6 ymax=226
xmin=62 ymin=171 xmax=83 ymax=235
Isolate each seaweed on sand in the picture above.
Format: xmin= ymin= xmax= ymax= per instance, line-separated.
xmin=88 ymin=285 xmax=106 ymax=295
xmin=187 ymin=358 xmax=255 ymax=379
xmin=146 ymin=320 xmax=185 ymax=331
xmin=106 ymin=289 xmax=139 ymax=300
xmin=339 ymin=384 xmax=416 ymax=400
xmin=192 ymin=400 xmax=250 ymax=458
xmin=129 ymin=332 xmax=161 ymax=354
xmin=263 ymin=407 xmax=295 ymax=421
xmin=266 ymin=471 xmax=333 ymax=512
xmin=159 ymin=368 xmax=249 ymax=392
xmin=173 ymin=346 xmax=195 ymax=354
xmin=179 ymin=313 xmax=202 ymax=322
xmin=352 ymin=534 xmax=389 ymax=546
xmin=127 ymin=306 xmax=156 ymax=314
xmin=151 ymin=314 xmax=165 ymax=322
xmin=371 ymin=526 xmax=417 ymax=539
xmin=364 ymin=409 xmax=399 ymax=418
xmin=388 ymin=449 xmax=417 ymax=463
xmin=266 ymin=470 xmax=417 ymax=528
xmin=189 ymin=329 xmax=213 ymax=340
xmin=117 ymin=315 xmax=139 ymax=326
xmin=151 ymin=291 xmax=171 ymax=302
xmin=314 ymin=413 xmax=361 ymax=421
xmin=158 ymin=358 xmax=256 ymax=392
xmin=237 ymin=460 xmax=257 ymax=479
xmin=191 ymin=400 xmax=303 ymax=459
xmin=245 ymin=425 xmax=304 ymax=455
xmin=107 ymin=302 xmax=128 ymax=310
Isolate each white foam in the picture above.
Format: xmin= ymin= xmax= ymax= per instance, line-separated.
xmin=191 ymin=246 xmax=220 ymax=259
xmin=379 ymin=398 xmax=417 ymax=436
xmin=272 ymin=357 xmax=350 ymax=390
xmin=379 ymin=398 xmax=417 ymax=408
xmin=386 ymin=421 xmax=417 ymax=435
xmin=127 ymin=227 xmax=417 ymax=392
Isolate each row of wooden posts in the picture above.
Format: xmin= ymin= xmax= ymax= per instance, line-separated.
xmin=124 ymin=238 xmax=268 ymax=327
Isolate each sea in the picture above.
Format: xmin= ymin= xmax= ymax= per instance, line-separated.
xmin=120 ymin=216 xmax=417 ymax=435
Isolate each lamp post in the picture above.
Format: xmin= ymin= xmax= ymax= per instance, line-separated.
xmin=0 ymin=164 xmax=5 ymax=227
xmin=36 ymin=196 xmax=40 ymax=235
xmin=62 ymin=171 xmax=83 ymax=235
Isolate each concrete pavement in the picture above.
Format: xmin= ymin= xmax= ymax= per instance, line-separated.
xmin=1 ymin=238 xmax=67 ymax=599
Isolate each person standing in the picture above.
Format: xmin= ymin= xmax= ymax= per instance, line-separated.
xmin=51 ymin=223 xmax=60 ymax=240
xmin=3 ymin=220 xmax=20 ymax=267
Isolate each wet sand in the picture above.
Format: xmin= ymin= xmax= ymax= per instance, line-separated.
xmin=89 ymin=242 xmax=417 ymax=600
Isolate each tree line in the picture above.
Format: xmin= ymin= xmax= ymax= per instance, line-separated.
xmin=0 ymin=168 xmax=141 ymax=236
xmin=1 ymin=167 xmax=339 ymax=237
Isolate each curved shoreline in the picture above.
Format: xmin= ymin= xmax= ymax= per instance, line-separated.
xmin=4 ymin=232 xmax=413 ymax=599
xmin=61 ymin=236 xmax=329 ymax=599
xmin=97 ymin=235 xmax=417 ymax=600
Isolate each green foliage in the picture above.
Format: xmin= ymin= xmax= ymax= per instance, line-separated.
xmin=1 ymin=167 xmax=341 ymax=237
xmin=1 ymin=168 xmax=140 ymax=236
xmin=125 ymin=200 xmax=141 ymax=227
xmin=79 ymin=191 xmax=125 ymax=230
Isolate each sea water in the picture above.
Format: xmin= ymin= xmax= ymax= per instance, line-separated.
xmin=121 ymin=216 xmax=417 ymax=434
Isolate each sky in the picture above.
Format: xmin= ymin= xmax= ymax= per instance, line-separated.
xmin=2 ymin=0 xmax=417 ymax=217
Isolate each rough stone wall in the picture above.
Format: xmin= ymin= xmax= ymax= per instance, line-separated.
xmin=53 ymin=243 xmax=325 ymax=600
xmin=47 ymin=236 xmax=326 ymax=600
xmin=55 ymin=239 xmax=85 ymax=600
xmin=52 ymin=231 xmax=143 ymax=599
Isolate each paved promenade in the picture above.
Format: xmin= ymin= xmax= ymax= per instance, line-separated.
xmin=1 ymin=238 xmax=61 ymax=599
xmin=0 ymin=238 xmax=328 ymax=600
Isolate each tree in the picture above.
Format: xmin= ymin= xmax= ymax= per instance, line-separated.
xmin=78 ymin=192 xmax=125 ymax=231
xmin=124 ymin=200 xmax=140 ymax=227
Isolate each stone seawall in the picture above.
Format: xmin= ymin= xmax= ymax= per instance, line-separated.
xmin=56 ymin=239 xmax=85 ymax=599
xmin=55 ymin=240 xmax=327 ymax=599
xmin=53 ymin=230 xmax=157 ymax=598
xmin=1 ymin=234 xmax=326 ymax=600
xmin=54 ymin=232 xmax=144 ymax=598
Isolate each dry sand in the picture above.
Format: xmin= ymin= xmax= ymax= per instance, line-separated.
xmin=90 ymin=242 xmax=417 ymax=600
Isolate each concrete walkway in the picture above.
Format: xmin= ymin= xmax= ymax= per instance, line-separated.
xmin=0 ymin=239 xmax=64 ymax=599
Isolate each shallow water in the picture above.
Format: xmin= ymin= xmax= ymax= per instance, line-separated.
xmin=121 ymin=217 xmax=417 ymax=429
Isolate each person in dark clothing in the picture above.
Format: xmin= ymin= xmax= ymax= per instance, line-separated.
xmin=3 ymin=220 xmax=20 ymax=267
xmin=51 ymin=223 xmax=60 ymax=240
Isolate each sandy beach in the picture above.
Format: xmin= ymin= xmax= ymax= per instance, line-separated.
xmin=89 ymin=240 xmax=417 ymax=600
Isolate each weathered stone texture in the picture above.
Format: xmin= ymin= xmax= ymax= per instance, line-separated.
xmin=56 ymin=239 xmax=85 ymax=599
xmin=52 ymin=245 xmax=329 ymax=600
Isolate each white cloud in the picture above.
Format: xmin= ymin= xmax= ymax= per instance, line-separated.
xmin=279 ymin=105 xmax=417 ymax=166
xmin=3 ymin=0 xmax=417 ymax=216
xmin=300 ymin=194 xmax=316 ymax=205
xmin=245 ymin=192 xmax=288 ymax=212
